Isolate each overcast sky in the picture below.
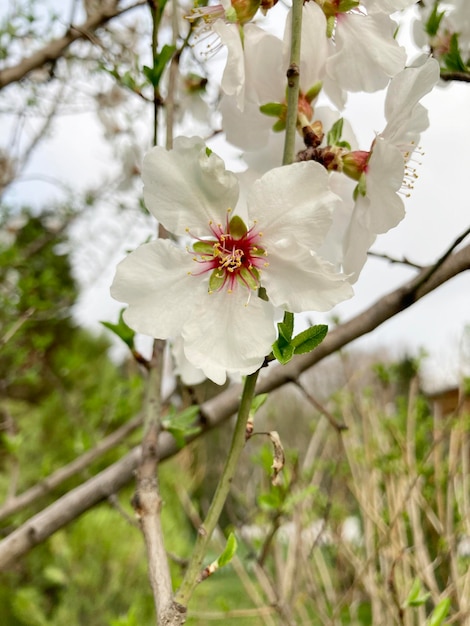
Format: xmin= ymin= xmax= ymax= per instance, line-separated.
xmin=1 ymin=1 xmax=469 ymax=391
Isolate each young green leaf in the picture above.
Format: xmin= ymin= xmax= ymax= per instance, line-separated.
xmin=427 ymin=597 xmax=451 ymax=626
xmin=291 ymin=324 xmax=328 ymax=355
xmin=101 ymin=309 xmax=135 ymax=349
xmin=217 ymin=533 xmax=238 ymax=568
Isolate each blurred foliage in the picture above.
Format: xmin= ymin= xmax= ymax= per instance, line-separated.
xmin=1 ymin=209 xmax=469 ymax=624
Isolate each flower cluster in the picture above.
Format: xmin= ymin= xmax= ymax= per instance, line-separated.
xmin=111 ymin=0 xmax=441 ymax=383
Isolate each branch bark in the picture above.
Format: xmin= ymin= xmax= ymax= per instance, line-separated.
xmin=0 ymin=242 xmax=469 ymax=570
xmin=0 ymin=1 xmax=147 ymax=90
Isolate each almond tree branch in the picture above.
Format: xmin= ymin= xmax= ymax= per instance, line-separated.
xmin=0 ymin=241 xmax=469 ymax=570
xmin=0 ymin=1 xmax=147 ymax=90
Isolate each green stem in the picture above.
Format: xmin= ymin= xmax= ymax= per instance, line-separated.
xmin=149 ymin=0 xmax=159 ymax=147
xmin=282 ymin=0 xmax=303 ymax=166
xmin=175 ymin=369 xmax=261 ymax=606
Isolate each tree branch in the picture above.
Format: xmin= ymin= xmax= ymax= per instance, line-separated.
xmin=0 ymin=242 xmax=469 ymax=570
xmin=0 ymin=1 xmax=147 ymax=90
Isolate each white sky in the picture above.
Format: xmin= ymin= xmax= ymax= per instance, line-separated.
xmin=1 ymin=1 xmax=469 ymax=391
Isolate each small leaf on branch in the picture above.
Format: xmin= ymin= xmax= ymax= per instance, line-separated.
xmin=199 ymin=533 xmax=238 ymax=581
xmin=101 ymin=309 xmax=135 ymax=349
xmin=162 ymin=405 xmax=201 ymax=448
xmin=291 ymin=324 xmax=328 ymax=355
xmin=143 ymin=44 xmax=176 ymax=87
xmin=327 ymin=118 xmax=344 ymax=146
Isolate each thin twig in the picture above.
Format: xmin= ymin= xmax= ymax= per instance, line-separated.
xmin=0 ymin=1 xmax=147 ymax=89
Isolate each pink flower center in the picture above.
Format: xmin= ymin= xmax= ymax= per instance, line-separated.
xmin=189 ymin=213 xmax=268 ymax=293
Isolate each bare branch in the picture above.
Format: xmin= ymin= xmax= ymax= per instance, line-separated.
xmin=367 ymin=251 xmax=423 ymax=270
xmin=0 ymin=242 xmax=469 ymax=570
xmin=0 ymin=1 xmax=147 ymax=90
xmin=440 ymin=70 xmax=470 ymax=83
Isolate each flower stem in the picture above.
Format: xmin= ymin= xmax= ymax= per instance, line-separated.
xmin=175 ymin=369 xmax=261 ymax=606
xmin=282 ymin=0 xmax=303 ymax=166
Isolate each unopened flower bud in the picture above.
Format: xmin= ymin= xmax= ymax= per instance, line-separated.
xmin=341 ymin=150 xmax=370 ymax=181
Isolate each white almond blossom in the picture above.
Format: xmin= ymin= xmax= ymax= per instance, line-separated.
xmin=342 ymin=57 xmax=439 ymax=280
xmin=111 ymin=136 xmax=352 ymax=384
xmin=220 ymin=2 xmax=328 ymax=150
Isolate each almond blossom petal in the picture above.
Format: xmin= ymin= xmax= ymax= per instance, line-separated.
xmin=182 ymin=288 xmax=277 ymax=384
xmin=143 ymin=136 xmax=239 ymax=237
xmin=382 ymin=57 xmax=439 ymax=147
xmin=111 ymin=239 xmax=204 ymax=338
xmin=262 ymin=245 xmax=353 ymax=313
xmin=247 ymin=162 xmax=339 ymax=250
xmin=326 ymin=12 xmax=406 ymax=92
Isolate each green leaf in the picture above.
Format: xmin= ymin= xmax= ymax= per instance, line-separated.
xmin=217 ymin=533 xmax=238 ymax=568
xmin=278 ymin=312 xmax=294 ymax=343
xmin=251 ymin=393 xmax=268 ymax=414
xmin=327 ymin=118 xmax=344 ymax=146
xmin=291 ymin=324 xmax=328 ymax=355
xmin=162 ymin=406 xmax=201 ymax=448
xmin=101 ymin=309 xmax=135 ymax=349
xmin=272 ymin=339 xmax=295 ymax=365
xmin=143 ymin=44 xmax=176 ymax=87
xmin=403 ymin=578 xmax=430 ymax=607
xmin=427 ymin=597 xmax=451 ymax=626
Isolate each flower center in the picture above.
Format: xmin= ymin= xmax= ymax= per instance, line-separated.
xmin=188 ymin=213 xmax=268 ymax=294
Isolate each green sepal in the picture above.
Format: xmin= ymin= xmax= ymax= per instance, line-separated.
xmin=209 ymin=269 xmax=225 ymax=292
xmin=326 ymin=15 xmax=335 ymax=38
xmin=443 ymin=33 xmax=467 ymax=72
xmin=259 ymin=102 xmax=285 ymax=117
xmin=337 ymin=0 xmax=359 ymax=11
xmin=272 ymin=119 xmax=286 ymax=132
xmin=327 ymin=118 xmax=344 ymax=146
xmin=101 ymin=309 xmax=135 ymax=349
xmin=237 ymin=266 xmax=259 ymax=290
xmin=353 ymin=172 xmax=367 ymax=201
xmin=217 ymin=533 xmax=238 ymax=568
xmin=291 ymin=324 xmax=328 ymax=355
xmin=305 ymin=81 xmax=323 ymax=103
xmin=229 ymin=214 xmax=248 ymax=238
xmin=162 ymin=405 xmax=201 ymax=449
xmin=225 ymin=5 xmax=237 ymax=23
xmin=143 ymin=44 xmax=176 ymax=87
xmin=428 ymin=598 xmax=451 ymax=626
xmin=425 ymin=2 xmax=446 ymax=37
xmin=193 ymin=240 xmax=215 ymax=255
